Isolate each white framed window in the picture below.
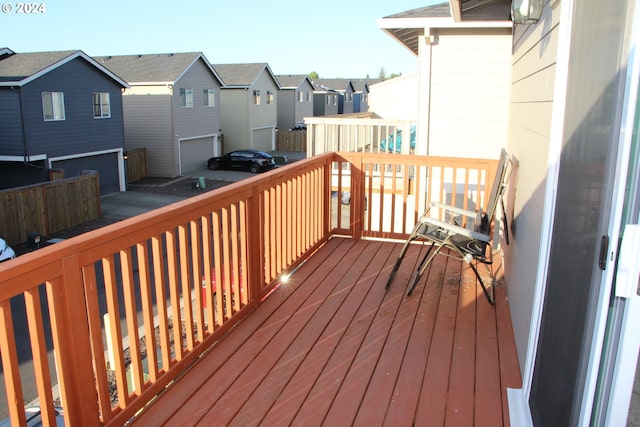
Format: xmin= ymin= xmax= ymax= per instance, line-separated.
xmin=298 ymin=91 xmax=304 ymax=102
xmin=307 ymin=92 xmax=312 ymax=102
xmin=42 ymin=92 xmax=65 ymax=121
xmin=92 ymin=92 xmax=111 ymax=118
xmin=204 ymin=89 xmax=215 ymax=107
xmin=253 ymin=90 xmax=261 ymax=105
xmin=179 ymin=88 xmax=193 ymax=108
xmin=326 ymin=96 xmax=331 ymax=105
xmin=267 ymin=91 xmax=274 ymax=104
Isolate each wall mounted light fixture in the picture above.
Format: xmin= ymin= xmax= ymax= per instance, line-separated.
xmin=511 ymin=0 xmax=543 ymax=24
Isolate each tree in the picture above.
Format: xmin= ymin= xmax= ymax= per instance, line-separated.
xmin=308 ymin=71 xmax=319 ymax=79
xmin=378 ymin=67 xmax=387 ymax=80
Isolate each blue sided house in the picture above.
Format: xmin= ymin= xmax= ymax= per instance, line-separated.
xmin=0 ymin=48 xmax=129 ymax=195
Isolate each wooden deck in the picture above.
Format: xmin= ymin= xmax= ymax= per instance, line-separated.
xmin=131 ymin=237 xmax=521 ymax=427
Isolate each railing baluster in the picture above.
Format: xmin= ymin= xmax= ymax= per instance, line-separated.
xmin=24 ymin=286 xmax=56 ymax=426
xmin=0 ymin=300 xmax=26 ymax=426
xmin=120 ymin=247 xmax=144 ymax=396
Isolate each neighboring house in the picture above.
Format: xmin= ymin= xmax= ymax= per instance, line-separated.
xmin=368 ymin=73 xmax=418 ymax=120
xmin=0 ymin=49 xmax=129 ymax=195
xmin=378 ymin=2 xmax=512 ymax=159
xmin=212 ymin=63 xmax=280 ymax=153
xmin=95 ymin=52 xmax=223 ymax=177
xmin=351 ymin=78 xmax=379 ymax=113
xmin=383 ymin=0 xmax=640 ymax=425
xmin=311 ymin=81 xmax=339 ymax=117
xmin=313 ymin=79 xmax=356 ymax=114
xmin=276 ymin=74 xmax=314 ymax=130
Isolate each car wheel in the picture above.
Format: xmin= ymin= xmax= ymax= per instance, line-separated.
xmin=208 ymin=159 xmax=220 ymax=170
xmin=250 ymin=163 xmax=260 ymax=173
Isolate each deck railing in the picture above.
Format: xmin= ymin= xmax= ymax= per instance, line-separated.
xmin=0 ymin=152 xmax=497 ymax=426
xmin=305 ymin=116 xmax=416 ymax=156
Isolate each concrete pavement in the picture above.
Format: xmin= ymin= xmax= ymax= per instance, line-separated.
xmin=101 ymin=151 xmax=306 ymax=219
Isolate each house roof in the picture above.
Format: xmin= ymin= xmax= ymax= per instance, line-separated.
xmin=276 ymin=74 xmax=313 ymax=90
xmin=312 ymin=78 xmax=379 ymax=93
xmin=377 ymin=1 xmax=511 ymax=55
xmin=94 ymin=52 xmax=222 ymax=86
xmin=313 ymin=79 xmax=356 ymax=93
xmin=0 ymin=50 xmax=129 ymax=87
xmin=212 ymin=63 xmax=280 ymax=89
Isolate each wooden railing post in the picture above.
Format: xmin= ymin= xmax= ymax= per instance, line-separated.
xmin=246 ymin=187 xmax=265 ymax=300
xmin=349 ymin=154 xmax=365 ymax=240
xmin=48 ymin=254 xmax=100 ymax=426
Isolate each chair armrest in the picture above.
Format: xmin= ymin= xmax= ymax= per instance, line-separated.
xmin=430 ymin=202 xmax=478 ymax=219
xmin=420 ymin=217 xmax=491 ymax=243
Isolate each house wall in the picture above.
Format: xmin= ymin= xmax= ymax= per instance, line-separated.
xmin=426 ymin=27 xmax=512 ymax=159
xmin=248 ymin=70 xmax=278 ymax=151
xmin=296 ymin=80 xmax=314 ymax=124
xmin=172 ymin=58 xmax=221 ymax=142
xmin=219 ymin=89 xmax=250 ymax=153
xmin=277 ymin=89 xmax=296 ymax=130
xmin=503 ymin=4 xmax=561 ymax=373
xmin=4 ymin=58 xmax=125 ymax=159
xmin=0 ymin=57 xmax=125 ymax=193
xmin=342 ymin=85 xmax=354 ymax=114
xmin=369 ymin=73 xmax=418 ymax=120
xmin=122 ymin=88 xmax=175 ymax=177
xmin=0 ymin=88 xmax=25 ymax=155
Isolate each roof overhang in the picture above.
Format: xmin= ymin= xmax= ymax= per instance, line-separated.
xmin=0 ymin=51 xmax=130 ymax=88
xmin=377 ymin=0 xmax=512 ymax=56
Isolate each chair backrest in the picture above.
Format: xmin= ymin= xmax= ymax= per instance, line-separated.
xmin=484 ymin=148 xmax=511 ymax=223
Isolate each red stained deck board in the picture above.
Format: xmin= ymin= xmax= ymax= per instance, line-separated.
xmin=172 ymin=239 xmax=361 ymax=425
xmin=223 ymin=240 xmax=385 ymax=426
xmin=257 ymin=241 xmax=396 ymax=426
xmin=414 ymin=255 xmax=461 ymax=425
xmin=130 ymin=240 xmax=522 ymax=427
xmin=383 ymin=248 xmax=446 ymax=426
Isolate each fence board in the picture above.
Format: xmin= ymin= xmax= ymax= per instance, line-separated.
xmin=0 ymin=173 xmax=100 ymax=246
xmin=277 ymin=130 xmax=307 ymax=152
xmin=125 ymin=149 xmax=147 ymax=183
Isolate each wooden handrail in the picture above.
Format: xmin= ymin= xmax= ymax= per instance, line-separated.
xmin=0 ymin=152 xmax=497 ymax=426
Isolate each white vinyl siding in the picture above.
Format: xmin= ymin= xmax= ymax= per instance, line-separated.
xmin=92 ymin=92 xmax=111 ymax=118
xmin=504 ymin=5 xmax=560 ymax=371
xmin=427 ymin=28 xmax=511 ymax=159
xmin=42 ymin=92 xmax=65 ymax=121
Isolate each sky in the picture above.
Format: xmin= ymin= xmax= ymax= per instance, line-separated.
xmin=1 ymin=0 xmax=443 ymax=78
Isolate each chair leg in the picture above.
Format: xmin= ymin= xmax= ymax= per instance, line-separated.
xmin=407 ymin=243 xmax=444 ymax=296
xmin=467 ymin=260 xmax=495 ymax=305
xmin=385 ymin=233 xmax=418 ymax=290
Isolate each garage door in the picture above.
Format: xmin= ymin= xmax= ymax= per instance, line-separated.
xmin=252 ymin=127 xmax=274 ymax=152
xmin=180 ymin=136 xmax=217 ymax=175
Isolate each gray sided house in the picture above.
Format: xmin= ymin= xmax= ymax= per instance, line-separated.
xmin=275 ymin=74 xmax=314 ymax=130
xmin=95 ymin=52 xmax=223 ymax=178
xmin=351 ymin=79 xmax=379 ymax=113
xmin=311 ymin=81 xmax=339 ymax=117
xmin=0 ymin=49 xmax=128 ymax=195
xmin=212 ymin=63 xmax=280 ymax=153
xmin=313 ymin=79 xmax=356 ymax=114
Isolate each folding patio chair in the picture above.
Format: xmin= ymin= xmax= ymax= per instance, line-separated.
xmin=385 ymin=149 xmax=511 ymax=304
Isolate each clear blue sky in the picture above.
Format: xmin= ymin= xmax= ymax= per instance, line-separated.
xmin=1 ymin=0 xmax=442 ymax=78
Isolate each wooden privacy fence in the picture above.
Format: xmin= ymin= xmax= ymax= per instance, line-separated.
xmin=0 ymin=172 xmax=100 ymax=246
xmin=0 ymin=153 xmax=498 ymax=426
xmin=125 ymin=148 xmax=147 ymax=183
xmin=276 ymin=130 xmax=306 ymax=152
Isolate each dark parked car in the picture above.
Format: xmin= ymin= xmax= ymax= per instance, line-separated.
xmin=207 ymin=150 xmax=276 ymax=173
